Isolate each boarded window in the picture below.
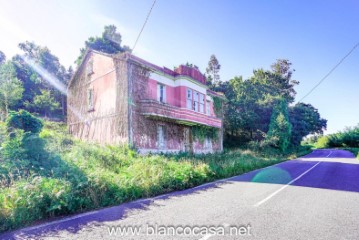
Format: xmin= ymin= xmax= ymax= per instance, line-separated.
xmin=157 ymin=125 xmax=165 ymax=149
xmin=87 ymin=88 xmax=94 ymax=110
xmin=204 ymin=137 xmax=212 ymax=150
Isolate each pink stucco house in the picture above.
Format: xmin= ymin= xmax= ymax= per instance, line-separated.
xmin=67 ymin=50 xmax=224 ymax=154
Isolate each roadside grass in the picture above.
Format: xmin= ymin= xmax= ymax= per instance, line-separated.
xmin=0 ymin=121 xmax=311 ymax=233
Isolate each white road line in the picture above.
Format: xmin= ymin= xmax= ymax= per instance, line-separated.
xmin=326 ymin=151 xmax=333 ymax=157
xmin=254 ymin=161 xmax=321 ymax=207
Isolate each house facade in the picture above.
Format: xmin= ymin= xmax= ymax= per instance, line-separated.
xmin=67 ymin=50 xmax=224 ymax=154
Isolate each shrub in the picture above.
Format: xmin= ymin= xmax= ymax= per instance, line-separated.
xmin=6 ymin=110 xmax=43 ymax=134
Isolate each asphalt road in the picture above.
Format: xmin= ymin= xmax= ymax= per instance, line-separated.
xmin=2 ymin=149 xmax=359 ymax=240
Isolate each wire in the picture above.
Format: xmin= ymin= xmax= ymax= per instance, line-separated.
xmin=132 ymin=0 xmax=157 ymax=52
xmin=298 ymin=42 xmax=359 ymax=102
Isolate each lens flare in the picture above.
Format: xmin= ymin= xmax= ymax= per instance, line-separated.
xmin=22 ymin=55 xmax=87 ymax=124
xmin=21 ymin=56 xmax=68 ymax=95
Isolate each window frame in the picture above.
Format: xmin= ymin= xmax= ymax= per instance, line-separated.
xmin=194 ymin=91 xmax=200 ymax=112
xmin=204 ymin=136 xmax=212 ymax=149
xmin=86 ymin=58 xmax=94 ymax=76
xmin=157 ymin=125 xmax=166 ymax=149
xmin=87 ymin=88 xmax=94 ymax=111
xmin=186 ymin=88 xmax=193 ymax=110
xmin=206 ymin=100 xmax=211 ymax=115
xmin=157 ymin=84 xmax=166 ymax=103
xmin=199 ymin=93 xmax=205 ymax=113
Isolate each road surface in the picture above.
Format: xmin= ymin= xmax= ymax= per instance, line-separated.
xmin=2 ymin=149 xmax=359 ymax=239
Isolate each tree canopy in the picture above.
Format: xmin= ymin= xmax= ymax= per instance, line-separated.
xmin=76 ymin=25 xmax=131 ymax=65
xmin=11 ymin=41 xmax=71 ymax=118
xmin=0 ymin=61 xmax=24 ymax=118
xmin=222 ymin=59 xmax=326 ymax=149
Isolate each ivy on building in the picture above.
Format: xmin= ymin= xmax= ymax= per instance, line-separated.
xmin=213 ymin=96 xmax=222 ymax=117
xmin=192 ymin=125 xmax=218 ymax=143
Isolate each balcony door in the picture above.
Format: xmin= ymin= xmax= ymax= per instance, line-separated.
xmin=184 ymin=127 xmax=193 ymax=153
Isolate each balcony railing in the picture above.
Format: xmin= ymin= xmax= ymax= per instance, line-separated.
xmin=139 ymin=99 xmax=222 ymax=128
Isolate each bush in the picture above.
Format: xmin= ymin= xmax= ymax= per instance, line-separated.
xmin=314 ymin=124 xmax=359 ymax=149
xmin=6 ymin=110 xmax=43 ymax=134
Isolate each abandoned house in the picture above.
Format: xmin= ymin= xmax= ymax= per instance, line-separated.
xmin=67 ymin=50 xmax=224 ymax=154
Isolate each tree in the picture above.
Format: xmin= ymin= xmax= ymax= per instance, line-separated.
xmin=265 ymin=98 xmax=292 ymax=151
xmin=223 ymin=59 xmax=301 ymax=147
xmin=28 ymin=89 xmax=60 ymax=117
xmin=289 ymin=103 xmax=327 ymax=146
xmin=0 ymin=51 xmax=6 ymax=65
xmin=269 ymin=59 xmax=299 ymax=103
xmin=12 ymin=41 xmax=71 ymax=118
xmin=0 ymin=61 xmax=24 ymax=118
xmin=206 ymin=54 xmax=221 ymax=87
xmin=76 ymin=25 xmax=131 ymax=65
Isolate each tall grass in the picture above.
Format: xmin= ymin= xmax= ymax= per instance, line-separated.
xmin=0 ymin=121 xmax=311 ymax=232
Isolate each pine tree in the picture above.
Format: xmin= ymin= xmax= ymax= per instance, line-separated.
xmin=206 ymin=54 xmax=221 ymax=87
xmin=265 ymin=98 xmax=292 ymax=151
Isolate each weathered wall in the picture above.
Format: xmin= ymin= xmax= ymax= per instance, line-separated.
xmin=129 ymin=61 xmax=220 ymax=153
xmin=68 ymin=51 xmax=223 ymax=153
xmin=67 ymin=52 xmax=128 ymax=144
xmin=193 ymin=132 xmax=221 ymax=153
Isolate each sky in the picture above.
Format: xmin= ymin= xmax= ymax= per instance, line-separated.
xmin=0 ymin=0 xmax=358 ymax=134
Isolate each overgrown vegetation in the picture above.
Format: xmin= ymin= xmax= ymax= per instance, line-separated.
xmin=192 ymin=125 xmax=218 ymax=143
xmin=212 ymin=96 xmax=223 ymax=117
xmin=307 ymin=124 xmax=359 ymax=158
xmin=0 ymin=114 xmax=310 ymax=232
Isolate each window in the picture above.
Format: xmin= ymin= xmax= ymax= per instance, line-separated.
xmin=200 ymin=94 xmax=205 ymax=113
xmin=157 ymin=125 xmax=165 ymax=149
xmin=204 ymin=137 xmax=212 ymax=150
xmin=86 ymin=58 xmax=94 ymax=76
xmin=186 ymin=88 xmax=193 ymax=109
xmin=194 ymin=91 xmax=199 ymax=111
xmin=87 ymin=88 xmax=94 ymax=110
xmin=206 ymin=101 xmax=211 ymax=115
xmin=157 ymin=84 xmax=166 ymax=103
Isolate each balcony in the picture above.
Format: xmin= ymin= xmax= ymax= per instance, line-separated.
xmin=139 ymin=99 xmax=222 ymax=128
